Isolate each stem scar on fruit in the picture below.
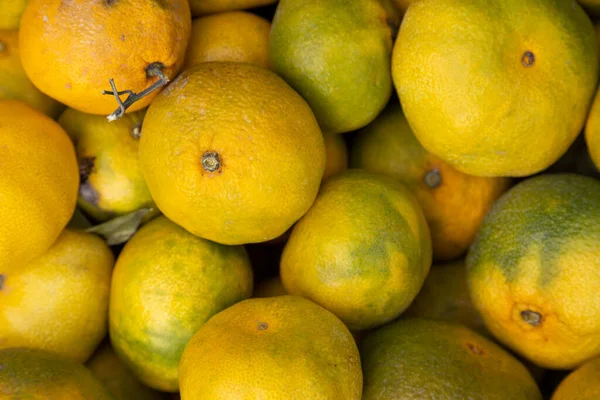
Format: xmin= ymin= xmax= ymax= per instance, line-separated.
xmin=521 ymin=310 xmax=542 ymax=326
xmin=423 ymin=169 xmax=442 ymax=189
xmin=201 ymin=151 xmax=221 ymax=173
xmin=521 ymin=51 xmax=535 ymax=67
xmin=103 ymin=62 xmax=169 ymax=122
xmin=257 ymin=322 xmax=268 ymax=331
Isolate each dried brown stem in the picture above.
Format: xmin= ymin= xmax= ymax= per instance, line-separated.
xmin=103 ymin=63 xmax=169 ymax=122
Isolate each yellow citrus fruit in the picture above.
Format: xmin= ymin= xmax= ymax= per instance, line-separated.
xmin=0 ymin=29 xmax=64 ymax=118
xmin=188 ymin=0 xmax=277 ymax=16
xmin=322 ymin=133 xmax=348 ymax=182
xmin=19 ymin=0 xmax=191 ymax=115
xmin=0 ymin=347 xmax=115 ymax=399
xmin=139 ymin=62 xmax=325 ymax=245
xmin=351 ymin=103 xmax=511 ymax=261
xmin=403 ymin=259 xmax=487 ymax=336
xmin=0 ymin=99 xmax=78 ymax=271
xmin=183 ymin=11 xmax=270 ymax=70
xmin=551 ymin=357 xmax=600 ymax=400
xmin=393 ymin=0 xmax=599 ymax=177
xmin=467 ymin=174 xmax=600 ymax=369
xmin=87 ymin=343 xmax=167 ymax=400
xmin=58 ymin=107 xmax=156 ymax=222
xmin=253 ymin=276 xmax=288 ymax=298
xmin=281 ymin=169 xmax=432 ymax=331
xmin=0 ymin=0 xmax=27 ymax=29
xmin=360 ymin=318 xmax=542 ymax=399
xmin=0 ymin=229 xmax=113 ymax=363
xmin=109 ymin=215 xmax=253 ymax=392
xmin=270 ymin=0 xmax=399 ymax=134
xmin=179 ymin=295 xmax=362 ymax=399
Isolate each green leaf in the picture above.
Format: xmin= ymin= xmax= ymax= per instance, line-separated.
xmin=85 ymin=208 xmax=151 ymax=246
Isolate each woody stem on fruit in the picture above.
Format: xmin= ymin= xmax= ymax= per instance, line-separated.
xmin=102 ymin=62 xmax=169 ymax=122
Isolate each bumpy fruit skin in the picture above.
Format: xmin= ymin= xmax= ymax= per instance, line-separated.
xmin=19 ymin=0 xmax=191 ymax=115
xmin=270 ymin=0 xmax=399 ymax=134
xmin=109 ymin=216 xmax=253 ymax=392
xmin=467 ymin=174 xmax=600 ymax=369
xmin=351 ymin=103 xmax=511 ymax=261
xmin=139 ymin=62 xmax=326 ymax=245
xmin=0 ymin=348 xmax=115 ymax=399
xmin=360 ymin=318 xmax=542 ymax=400
xmin=0 ymin=29 xmax=64 ymax=118
xmin=179 ymin=295 xmax=362 ymax=399
xmin=281 ymin=169 xmax=432 ymax=331
xmin=0 ymin=99 xmax=78 ymax=270
xmin=0 ymin=229 xmax=114 ymax=363
xmin=393 ymin=0 xmax=598 ymax=177
xmin=183 ymin=11 xmax=271 ymax=70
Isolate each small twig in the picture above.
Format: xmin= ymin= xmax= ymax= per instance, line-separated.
xmin=103 ymin=63 xmax=169 ymax=122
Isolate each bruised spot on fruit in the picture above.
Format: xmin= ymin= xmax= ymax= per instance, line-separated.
xmin=80 ymin=182 xmax=101 ymax=207
xmin=103 ymin=0 xmax=116 ymax=6
xmin=466 ymin=342 xmax=485 ymax=356
xmin=521 ymin=310 xmax=542 ymax=326
xmin=0 ymin=40 xmax=6 ymax=54
xmin=201 ymin=151 xmax=222 ymax=173
xmin=424 ymin=169 xmax=442 ymax=189
xmin=521 ymin=51 xmax=535 ymax=67
xmin=257 ymin=322 xmax=268 ymax=331
xmin=79 ymin=157 xmax=95 ymax=182
xmin=0 ymin=274 xmax=5 ymax=290
xmin=131 ymin=122 xmax=142 ymax=139
xmin=79 ymin=157 xmax=100 ymax=206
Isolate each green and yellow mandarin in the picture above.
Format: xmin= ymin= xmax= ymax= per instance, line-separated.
xmin=360 ymin=318 xmax=542 ymax=399
xmin=109 ymin=216 xmax=253 ymax=392
xmin=58 ymin=108 xmax=156 ymax=222
xmin=281 ymin=169 xmax=432 ymax=331
xmin=467 ymin=174 xmax=600 ymax=369
xmin=269 ymin=0 xmax=399 ymax=134
xmin=393 ymin=0 xmax=598 ymax=177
